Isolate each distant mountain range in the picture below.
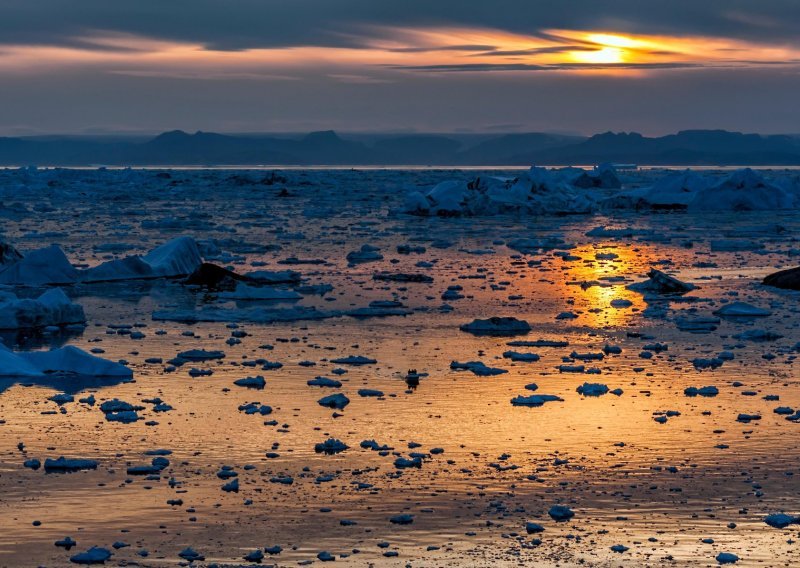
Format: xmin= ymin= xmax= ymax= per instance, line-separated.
xmin=2 ymin=129 xmax=800 ymax=166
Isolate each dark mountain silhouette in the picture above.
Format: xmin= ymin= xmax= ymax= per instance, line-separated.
xmin=513 ymin=130 xmax=800 ymax=165
xmin=296 ymin=130 xmax=371 ymax=163
xmin=372 ymin=135 xmax=462 ymax=164
xmin=454 ymin=133 xmax=582 ymax=164
xmin=1 ymin=129 xmax=800 ymax=166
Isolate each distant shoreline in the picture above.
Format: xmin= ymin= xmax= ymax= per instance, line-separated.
xmin=5 ymin=164 xmax=800 ymax=171
xmin=3 ymin=129 xmax=800 ymax=168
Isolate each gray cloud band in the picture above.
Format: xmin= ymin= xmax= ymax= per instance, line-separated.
xmin=0 ymin=0 xmax=798 ymax=51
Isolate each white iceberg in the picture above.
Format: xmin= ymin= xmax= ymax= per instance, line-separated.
xmin=80 ymin=256 xmax=155 ymax=282
xmin=690 ymin=168 xmax=797 ymax=211
xmin=0 ymin=288 xmax=85 ymax=329
xmin=0 ymin=245 xmax=78 ymax=286
xmin=713 ymin=302 xmax=771 ymax=317
xmin=602 ymin=171 xmax=709 ymax=210
xmin=143 ymin=236 xmax=203 ymax=277
xmin=404 ymin=167 xmax=597 ymax=216
xmin=604 ymin=168 xmax=799 ymax=212
xmin=81 ymin=236 xmax=203 ymax=282
xmin=0 ymin=344 xmax=43 ymax=377
xmin=0 ymin=344 xmax=132 ymax=378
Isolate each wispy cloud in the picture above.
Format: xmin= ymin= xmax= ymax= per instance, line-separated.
xmin=1 ymin=22 xmax=799 ymax=79
xmin=390 ymin=62 xmax=703 ymax=72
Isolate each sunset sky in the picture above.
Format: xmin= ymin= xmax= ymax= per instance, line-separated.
xmin=2 ymin=1 xmax=799 ymax=135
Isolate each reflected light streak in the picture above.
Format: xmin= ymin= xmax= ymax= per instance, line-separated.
xmin=559 ymin=244 xmax=645 ymax=328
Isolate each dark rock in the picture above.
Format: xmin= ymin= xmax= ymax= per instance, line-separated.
xmin=184 ymin=262 xmax=253 ymax=290
xmin=763 ymin=266 xmax=800 ymax=291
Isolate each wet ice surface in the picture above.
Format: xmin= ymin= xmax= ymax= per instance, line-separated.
xmin=0 ymin=168 xmax=800 ymax=566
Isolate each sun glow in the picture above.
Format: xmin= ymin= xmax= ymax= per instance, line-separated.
xmin=1 ymin=26 xmax=799 ymax=78
xmin=571 ymin=46 xmax=625 ymax=64
xmin=585 ymin=33 xmax=641 ymax=49
xmin=565 ymin=31 xmax=667 ymax=66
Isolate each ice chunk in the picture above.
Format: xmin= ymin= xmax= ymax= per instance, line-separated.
xmin=628 ymin=269 xmax=695 ymax=295
xmin=318 ymin=393 xmax=350 ymax=410
xmin=511 ymin=394 xmax=563 ymax=407
xmin=450 ymin=361 xmax=507 ymax=376
xmin=713 ymin=302 xmax=771 ymax=317
xmin=684 ymin=386 xmax=719 ymax=397
xmin=715 ymin=552 xmax=739 ymax=564
xmin=44 ymin=457 xmax=98 ymax=472
xmin=502 ymin=351 xmax=540 ymax=362
xmin=548 ymin=505 xmax=575 ymax=521
xmin=576 ymin=382 xmax=610 ymax=396
xmin=460 ymin=317 xmax=531 ymax=336
xmin=330 ymin=355 xmax=377 ymax=365
xmin=69 ymin=546 xmax=112 ymax=564
xmin=314 ymin=438 xmax=349 ymax=454
xmin=764 ymin=513 xmax=798 ymax=528
xmin=307 ymin=376 xmax=342 ymax=388
xmin=346 ymin=244 xmax=383 ymax=264
xmin=0 ymin=288 xmax=85 ymax=330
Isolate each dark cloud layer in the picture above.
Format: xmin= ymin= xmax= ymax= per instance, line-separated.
xmin=1 ymin=1 xmax=799 ymax=135
xmin=2 ymin=1 xmax=800 ymax=50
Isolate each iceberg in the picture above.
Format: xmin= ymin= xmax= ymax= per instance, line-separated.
xmin=0 ymin=288 xmax=85 ymax=329
xmin=0 ymin=245 xmax=78 ymax=286
xmin=628 ymin=269 xmax=695 ymax=295
xmin=81 ymin=236 xmax=202 ymax=282
xmin=79 ymin=256 xmax=155 ymax=283
xmin=603 ymin=171 xmax=709 ymax=210
xmin=713 ymin=302 xmax=771 ymax=317
xmin=22 ymin=346 xmax=133 ymax=377
xmin=604 ymin=168 xmax=799 ymax=212
xmin=142 ymin=236 xmax=203 ymax=277
xmin=404 ymin=167 xmax=598 ymax=216
xmin=690 ymin=168 xmax=797 ymax=211
xmin=0 ymin=344 xmax=132 ymax=378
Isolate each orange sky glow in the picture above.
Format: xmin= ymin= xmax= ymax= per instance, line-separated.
xmin=1 ymin=27 xmax=798 ymax=77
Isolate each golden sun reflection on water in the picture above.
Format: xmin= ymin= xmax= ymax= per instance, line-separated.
xmin=559 ymin=243 xmax=647 ymax=328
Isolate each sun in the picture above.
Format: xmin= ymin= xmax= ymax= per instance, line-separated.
xmin=585 ymin=33 xmax=639 ymax=49
xmin=571 ymin=46 xmax=625 ymax=64
xmin=566 ymin=32 xmax=646 ymax=65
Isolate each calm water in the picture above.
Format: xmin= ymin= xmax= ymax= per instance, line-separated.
xmin=0 ymin=168 xmax=798 ymax=566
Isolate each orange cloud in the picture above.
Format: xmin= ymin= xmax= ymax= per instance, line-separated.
xmin=1 ymin=26 xmax=799 ymax=77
